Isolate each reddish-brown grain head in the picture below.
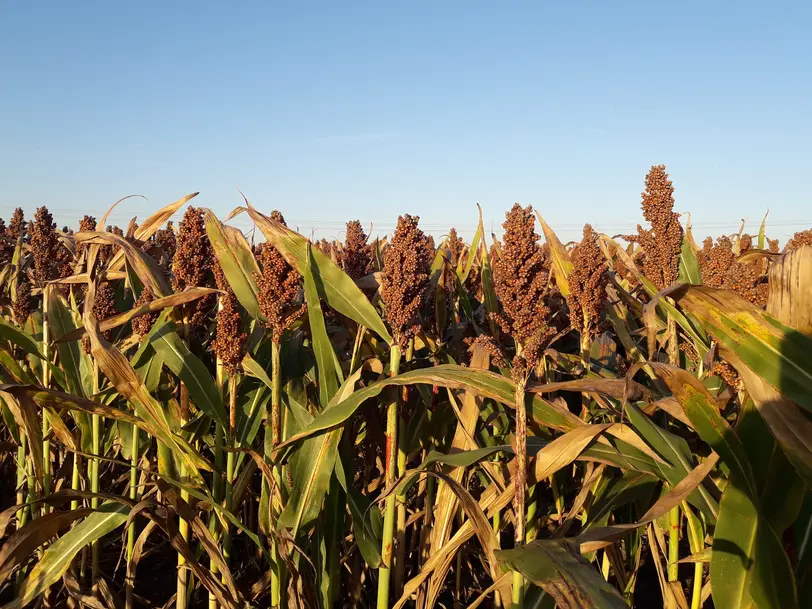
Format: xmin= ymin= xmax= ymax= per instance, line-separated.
xmin=567 ymin=224 xmax=609 ymax=339
xmin=380 ymin=214 xmax=433 ymax=347
xmin=343 ymin=220 xmax=372 ymax=281
xmin=172 ymin=207 xmax=216 ymax=327
xmin=492 ymin=204 xmax=553 ymax=372
xmin=255 ymin=210 xmax=306 ymax=342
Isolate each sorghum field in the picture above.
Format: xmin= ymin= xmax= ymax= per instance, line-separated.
xmin=1 ymin=165 xmax=812 ymax=609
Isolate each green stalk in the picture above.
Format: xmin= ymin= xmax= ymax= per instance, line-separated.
xmin=377 ymin=343 xmax=402 ymax=609
xmin=126 ymin=423 xmax=139 ymax=609
xmin=15 ymin=435 xmax=27 ymax=526
xmin=666 ymin=311 xmax=680 ymax=583
xmin=691 ymin=563 xmax=703 ymax=609
xmin=41 ymin=287 xmax=51 ymax=516
xmin=91 ymin=361 xmax=101 ymax=588
xmin=393 ymin=339 xmax=413 ymax=596
xmin=210 ymin=303 xmax=227 ymax=609
xmin=493 ymin=509 xmax=502 ymax=608
xmin=177 ymin=461 xmax=190 ymax=609
xmin=177 ymin=320 xmax=193 ymax=609
xmin=270 ymin=340 xmax=282 ymax=608
xmin=222 ymin=375 xmax=237 ymax=594
xmin=511 ymin=374 xmax=527 ymax=609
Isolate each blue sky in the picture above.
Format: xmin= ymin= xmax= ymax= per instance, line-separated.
xmin=1 ymin=1 xmax=810 ymax=242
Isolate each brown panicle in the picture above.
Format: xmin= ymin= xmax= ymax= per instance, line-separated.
xmin=491 ymin=204 xmax=553 ymax=374
xmin=213 ymin=259 xmax=247 ymax=375
xmin=172 ymin=207 xmax=216 ymax=328
xmin=153 ymin=221 xmax=177 ymax=266
xmin=786 ymin=229 xmax=812 ymax=252
xmin=13 ymin=278 xmax=31 ymax=325
xmin=343 ymin=220 xmax=372 ymax=281
xmin=380 ymin=214 xmax=433 ymax=348
xmin=31 ymin=206 xmax=60 ymax=286
xmin=131 ymin=286 xmax=159 ymax=338
xmin=567 ymin=224 xmax=609 ymax=339
xmin=447 ymin=227 xmax=465 ymax=266
xmin=7 ymin=208 xmax=25 ymax=242
xmin=624 ymin=165 xmax=683 ymax=290
xmin=698 ymin=235 xmax=769 ymax=307
xmin=83 ymin=280 xmax=117 ymax=353
xmin=255 ymin=210 xmax=306 ymax=342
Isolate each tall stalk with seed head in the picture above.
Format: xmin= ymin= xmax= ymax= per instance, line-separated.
xmin=492 ymin=204 xmax=554 ymax=609
xmin=172 ymin=207 xmax=217 ymax=609
xmin=211 ymin=257 xmax=246 ymax=607
xmin=256 ymin=210 xmax=306 ymax=608
xmin=630 ymin=166 xmax=685 ymax=580
xmin=377 ymin=215 xmax=432 ymax=608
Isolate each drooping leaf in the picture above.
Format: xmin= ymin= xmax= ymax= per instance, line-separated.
xmin=536 ymin=212 xmax=574 ymax=297
xmin=677 ymin=236 xmax=702 ymax=285
xmin=204 ymin=209 xmax=264 ymax=321
xmin=497 ymin=539 xmax=627 ymax=609
xmin=670 ymin=284 xmax=812 ymax=414
xmin=6 ymin=502 xmax=130 ymax=609
xmin=149 ymin=321 xmax=226 ymax=429
xmin=235 ymin=206 xmax=393 ymax=344
xmin=276 ymin=365 xmax=583 ymax=452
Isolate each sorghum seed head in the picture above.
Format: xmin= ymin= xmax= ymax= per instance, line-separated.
xmin=31 ymin=206 xmax=60 ymax=285
xmin=786 ymin=229 xmax=812 ymax=252
xmin=380 ymin=215 xmax=433 ymax=347
xmin=7 ymin=209 xmax=25 ymax=241
xmin=131 ymin=286 xmax=158 ymax=338
xmin=491 ymin=204 xmax=554 ymax=373
xmin=255 ymin=211 xmax=306 ymax=342
xmin=343 ymin=220 xmax=372 ymax=281
xmin=13 ymin=278 xmax=31 ymax=325
xmin=173 ymin=207 xmax=216 ymax=328
xmin=567 ymin=224 xmax=609 ymax=339
xmin=624 ymin=166 xmax=683 ymax=290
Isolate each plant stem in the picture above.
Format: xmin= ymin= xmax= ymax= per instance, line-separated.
xmin=393 ymin=339 xmax=413 ymax=597
xmin=270 ymin=340 xmax=282 ymax=608
xmin=16 ymin=436 xmax=27 ymax=526
xmin=666 ymin=311 xmax=680 ymax=583
xmin=511 ymin=374 xmax=527 ymax=609
xmin=222 ymin=375 xmax=237 ymax=595
xmin=691 ymin=563 xmax=703 ymax=609
xmin=91 ymin=361 xmax=100 ymax=589
xmin=41 ymin=287 xmax=51 ymax=516
xmin=377 ymin=343 xmax=402 ymax=609
xmin=210 ymin=312 xmax=227 ymax=609
xmin=126 ymin=423 xmax=139 ymax=609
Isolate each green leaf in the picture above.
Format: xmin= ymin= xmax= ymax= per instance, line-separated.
xmin=46 ymin=290 xmax=87 ymax=397
xmin=712 ymin=480 xmax=798 ymax=609
xmin=457 ymin=217 xmax=482 ymax=284
xmin=758 ymin=211 xmax=768 ymax=250
xmin=623 ymin=402 xmax=718 ymax=521
xmin=277 ymin=365 xmax=583 ymax=452
xmin=7 ymin=502 xmax=130 ymax=609
xmin=238 ymin=207 xmax=393 ymax=344
xmin=536 ymin=212 xmax=574 ymax=297
xmin=335 ymin=452 xmax=382 ymax=568
xmin=0 ymin=316 xmax=44 ymax=359
xmin=149 ymin=321 xmax=226 ymax=429
xmin=303 ymin=242 xmax=341 ymax=406
xmin=277 ymin=367 xmax=364 ymax=536
xmin=497 ymin=539 xmax=627 ymax=609
xmin=670 ymin=284 xmax=812 ymax=414
xmin=204 ymin=209 xmax=264 ymax=321
xmin=677 ymin=236 xmax=702 ymax=285
xmin=647 ymin=363 xmax=756 ymax=497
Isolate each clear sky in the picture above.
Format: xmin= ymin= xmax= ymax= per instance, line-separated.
xmin=1 ymin=1 xmax=810 ymax=243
